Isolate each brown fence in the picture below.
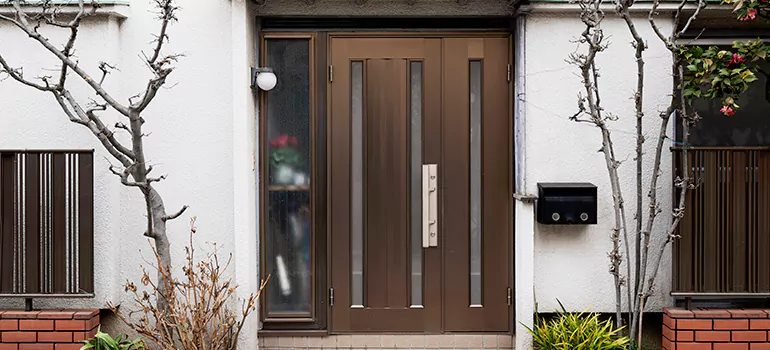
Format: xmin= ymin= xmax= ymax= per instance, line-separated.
xmin=0 ymin=150 xmax=93 ymax=297
xmin=673 ymin=147 xmax=770 ymax=296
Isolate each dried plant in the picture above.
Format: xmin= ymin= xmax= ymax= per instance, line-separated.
xmin=108 ymin=217 xmax=269 ymax=350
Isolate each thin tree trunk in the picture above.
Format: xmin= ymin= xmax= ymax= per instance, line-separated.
xmin=617 ymin=6 xmax=647 ymax=338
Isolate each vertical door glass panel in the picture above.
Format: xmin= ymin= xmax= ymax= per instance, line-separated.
xmin=351 ymin=61 xmax=364 ymax=307
xmin=410 ymin=61 xmax=423 ymax=307
xmin=265 ymin=39 xmax=311 ymax=315
xmin=469 ymin=60 xmax=483 ymax=306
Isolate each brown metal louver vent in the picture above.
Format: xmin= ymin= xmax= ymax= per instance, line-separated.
xmin=0 ymin=150 xmax=94 ymax=297
xmin=673 ymin=147 xmax=770 ymax=297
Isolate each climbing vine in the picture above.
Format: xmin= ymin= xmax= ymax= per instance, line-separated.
xmin=682 ymin=0 xmax=770 ymax=115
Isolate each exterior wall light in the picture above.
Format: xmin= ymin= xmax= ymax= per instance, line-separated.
xmin=251 ymin=67 xmax=277 ymax=91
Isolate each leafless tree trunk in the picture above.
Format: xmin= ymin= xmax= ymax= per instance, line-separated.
xmin=627 ymin=0 xmax=703 ymax=341
xmin=572 ymin=0 xmax=704 ymax=342
xmin=0 ymin=0 xmax=187 ymax=313
xmin=568 ymin=0 xmax=627 ymax=328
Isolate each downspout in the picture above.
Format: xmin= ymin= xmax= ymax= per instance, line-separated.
xmin=512 ymin=11 xmax=537 ymax=350
xmin=513 ymin=13 xmax=534 ymax=202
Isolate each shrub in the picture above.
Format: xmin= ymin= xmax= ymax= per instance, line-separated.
xmin=108 ymin=217 xmax=270 ymax=350
xmin=525 ymin=301 xmax=630 ymax=350
xmin=79 ymin=327 xmax=144 ymax=350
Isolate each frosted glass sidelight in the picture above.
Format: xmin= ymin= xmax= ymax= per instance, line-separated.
xmin=410 ymin=61 xmax=424 ymax=307
xmin=351 ymin=61 xmax=364 ymax=308
xmin=469 ymin=60 xmax=483 ymax=307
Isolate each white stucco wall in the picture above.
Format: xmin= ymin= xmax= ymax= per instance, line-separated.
xmin=0 ymin=1 xmax=259 ymax=345
xmin=524 ymin=13 xmax=676 ymax=314
xmin=1 ymin=1 xmax=690 ymax=348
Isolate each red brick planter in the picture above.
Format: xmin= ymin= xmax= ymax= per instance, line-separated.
xmin=664 ymin=307 xmax=770 ymax=349
xmin=0 ymin=309 xmax=99 ymax=350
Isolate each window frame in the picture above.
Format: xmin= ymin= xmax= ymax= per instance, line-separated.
xmin=258 ymin=32 xmax=328 ymax=333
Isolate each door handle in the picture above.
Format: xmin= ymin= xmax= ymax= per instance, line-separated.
xmin=422 ymin=164 xmax=438 ymax=248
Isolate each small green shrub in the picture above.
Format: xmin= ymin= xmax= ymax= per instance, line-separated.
xmin=525 ymin=301 xmax=630 ymax=350
xmin=80 ymin=326 xmax=144 ymax=350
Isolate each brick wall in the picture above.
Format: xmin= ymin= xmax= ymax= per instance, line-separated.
xmin=0 ymin=309 xmax=100 ymax=350
xmin=664 ymin=307 xmax=770 ymax=349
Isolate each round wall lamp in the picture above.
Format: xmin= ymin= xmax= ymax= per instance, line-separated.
xmin=251 ymin=67 xmax=277 ymax=91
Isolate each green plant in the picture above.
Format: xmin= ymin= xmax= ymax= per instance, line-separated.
xmin=79 ymin=326 xmax=144 ymax=350
xmin=269 ymin=147 xmax=303 ymax=168
xmin=269 ymin=134 xmax=303 ymax=169
xmin=524 ymin=301 xmax=630 ymax=350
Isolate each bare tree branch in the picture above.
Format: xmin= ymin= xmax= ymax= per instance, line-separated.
xmin=162 ymin=205 xmax=189 ymax=222
xmin=1 ymin=0 xmax=130 ymax=116
xmin=0 ymin=53 xmax=55 ymax=91
xmin=131 ymin=0 xmax=179 ymax=112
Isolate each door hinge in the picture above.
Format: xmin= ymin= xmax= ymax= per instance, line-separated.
xmin=330 ymin=287 xmax=334 ymax=306
xmin=507 ymin=64 xmax=511 ymax=82
xmin=507 ymin=287 xmax=512 ymax=306
xmin=329 ymin=65 xmax=334 ymax=83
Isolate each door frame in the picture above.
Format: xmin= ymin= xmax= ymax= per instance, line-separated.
xmin=324 ymin=32 xmax=516 ymax=334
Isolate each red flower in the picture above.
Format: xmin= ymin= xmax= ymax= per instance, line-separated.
xmin=269 ymin=134 xmax=298 ymax=148
xmin=720 ymin=105 xmax=735 ymax=116
xmin=741 ymin=8 xmax=757 ymax=21
xmin=728 ymin=53 xmax=746 ymax=67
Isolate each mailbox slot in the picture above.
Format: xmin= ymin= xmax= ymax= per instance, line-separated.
xmin=536 ymin=182 xmax=597 ymax=225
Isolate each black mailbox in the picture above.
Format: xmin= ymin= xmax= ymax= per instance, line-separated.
xmin=536 ymin=182 xmax=597 ymax=225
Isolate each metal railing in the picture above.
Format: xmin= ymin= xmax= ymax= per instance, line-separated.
xmin=672 ymin=147 xmax=770 ymax=296
xmin=0 ymin=150 xmax=94 ymax=297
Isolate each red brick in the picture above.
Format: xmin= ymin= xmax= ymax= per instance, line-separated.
xmin=19 ymin=320 xmax=54 ymax=331
xmin=37 ymin=332 xmax=73 ymax=343
xmin=678 ymin=342 xmax=713 ymax=350
xmin=695 ymin=309 xmax=733 ymax=319
xmin=750 ymin=345 xmax=770 ymax=350
xmin=733 ymin=331 xmax=767 ymax=342
xmin=54 ymin=345 xmax=83 ymax=350
xmin=715 ymin=319 xmax=750 ymax=330
xmin=72 ymin=329 xmax=96 ymax=342
xmin=667 ymin=308 xmax=696 ymax=318
xmin=715 ymin=344 xmax=749 ymax=350
xmin=678 ymin=330 xmax=695 ymax=341
xmin=54 ymin=320 xmax=86 ymax=331
xmin=750 ymin=319 xmax=770 ymax=330
xmin=665 ymin=314 xmax=678 ymax=329
xmin=1 ymin=332 xmax=36 ymax=343
xmin=1 ymin=312 xmax=39 ymax=319
xmin=663 ymin=324 xmax=676 ymax=340
xmin=36 ymin=312 xmax=76 ymax=320
xmin=19 ymin=344 xmax=53 ymax=350
xmin=662 ymin=335 xmax=675 ymax=350
xmin=72 ymin=310 xmax=98 ymax=320
xmin=85 ymin=316 xmax=99 ymax=330
xmin=696 ymin=330 xmax=731 ymax=342
xmin=730 ymin=310 xmax=768 ymax=319
xmin=0 ymin=320 xmax=18 ymax=331
xmin=679 ymin=319 xmax=713 ymax=330
xmin=0 ymin=345 xmax=18 ymax=350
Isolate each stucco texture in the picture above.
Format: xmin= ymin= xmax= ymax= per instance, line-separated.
xmin=525 ymin=13 xmax=676 ymax=314
xmin=0 ymin=1 xmax=259 ymax=341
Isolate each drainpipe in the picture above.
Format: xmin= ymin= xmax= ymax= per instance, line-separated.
xmin=512 ymin=11 xmax=536 ymax=350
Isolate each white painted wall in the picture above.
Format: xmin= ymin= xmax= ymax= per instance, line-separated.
xmin=524 ymin=13 xmax=676 ymax=314
xmin=0 ymin=1 xmax=687 ymax=348
xmin=0 ymin=0 xmax=259 ymax=346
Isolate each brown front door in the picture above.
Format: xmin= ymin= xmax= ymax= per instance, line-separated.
xmin=329 ymin=36 xmax=511 ymax=333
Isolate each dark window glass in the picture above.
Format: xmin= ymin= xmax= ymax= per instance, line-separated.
xmin=685 ymin=58 xmax=770 ymax=146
